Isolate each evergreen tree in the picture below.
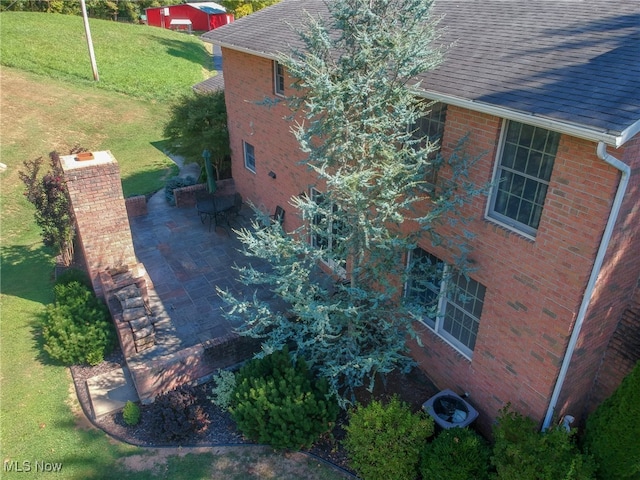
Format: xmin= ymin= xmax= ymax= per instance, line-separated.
xmin=221 ymin=0 xmax=487 ymax=405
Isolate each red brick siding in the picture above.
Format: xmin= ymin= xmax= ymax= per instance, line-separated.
xmin=222 ymin=48 xmax=319 ymax=230
xmin=587 ymin=282 xmax=640 ymax=413
xmin=222 ymin=48 xmax=638 ymax=431
xmin=557 ymin=135 xmax=640 ymax=423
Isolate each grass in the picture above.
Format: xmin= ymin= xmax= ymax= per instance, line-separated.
xmin=0 ymin=13 xmax=349 ymax=480
xmin=0 ymin=12 xmax=212 ymax=102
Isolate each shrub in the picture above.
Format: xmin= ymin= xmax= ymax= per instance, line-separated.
xmin=42 ymin=281 xmax=115 ymax=365
xmin=122 ymin=400 xmax=140 ymax=426
xmin=230 ymin=348 xmax=339 ymax=450
xmin=583 ymin=362 xmax=640 ymax=480
xmin=147 ymin=385 xmax=210 ymax=442
xmin=343 ymin=396 xmax=434 ymax=480
xmin=164 ymin=175 xmax=196 ymax=205
xmin=208 ymin=369 xmax=237 ymax=411
xmin=55 ymin=267 xmax=91 ymax=288
xmin=491 ymin=405 xmax=595 ymax=480
xmin=420 ymin=427 xmax=490 ymax=480
xmin=19 ymin=149 xmax=81 ymax=266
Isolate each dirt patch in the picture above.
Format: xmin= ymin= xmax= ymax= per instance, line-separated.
xmin=117 ymin=446 xmax=213 ymax=473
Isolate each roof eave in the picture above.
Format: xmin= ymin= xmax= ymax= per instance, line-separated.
xmin=202 ymin=38 xmax=280 ymax=61
xmin=417 ymin=89 xmax=633 ymax=149
xmin=204 ymin=40 xmax=639 ymax=149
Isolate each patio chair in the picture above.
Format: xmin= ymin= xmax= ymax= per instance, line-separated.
xmin=270 ymin=205 xmax=285 ymax=225
xmin=226 ymin=192 xmax=244 ymax=222
xmin=195 ymin=190 xmax=216 ymax=231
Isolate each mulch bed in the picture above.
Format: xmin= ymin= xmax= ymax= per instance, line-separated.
xmin=70 ymin=347 xmax=439 ymax=476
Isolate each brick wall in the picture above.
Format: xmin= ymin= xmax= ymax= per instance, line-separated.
xmin=61 ymin=151 xmax=137 ymax=298
xmin=221 ymin=48 xmax=638 ymax=432
xmin=587 ymin=281 xmax=640 ymax=413
xmin=222 ymin=48 xmax=314 ymax=231
xmin=125 ymin=195 xmax=147 ymax=218
xmin=558 ymin=135 xmax=640 ymax=423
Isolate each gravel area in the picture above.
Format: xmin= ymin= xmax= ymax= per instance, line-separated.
xmin=70 ymin=347 xmax=438 ymax=476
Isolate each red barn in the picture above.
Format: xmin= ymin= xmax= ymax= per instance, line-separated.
xmin=145 ymin=2 xmax=233 ymax=32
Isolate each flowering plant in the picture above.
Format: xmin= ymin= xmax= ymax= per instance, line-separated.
xmin=19 ymin=148 xmax=85 ymax=266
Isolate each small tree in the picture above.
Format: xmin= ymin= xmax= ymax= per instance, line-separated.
xmin=163 ymin=90 xmax=230 ymax=180
xmin=220 ymin=0 xmax=486 ymax=405
xmin=20 ymin=148 xmax=84 ymax=266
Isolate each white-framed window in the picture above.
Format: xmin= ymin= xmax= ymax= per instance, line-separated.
xmin=405 ymin=247 xmax=486 ymax=359
xmin=488 ymin=120 xmax=560 ymax=237
xmin=409 ymin=101 xmax=447 ymax=187
xmin=310 ymin=188 xmax=346 ymax=276
xmin=273 ymin=60 xmax=285 ymax=96
xmin=243 ymin=141 xmax=255 ymax=173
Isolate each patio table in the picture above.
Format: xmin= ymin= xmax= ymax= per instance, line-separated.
xmin=196 ymin=193 xmax=238 ymax=233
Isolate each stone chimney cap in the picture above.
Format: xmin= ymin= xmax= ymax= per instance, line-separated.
xmin=60 ymin=150 xmax=116 ymax=171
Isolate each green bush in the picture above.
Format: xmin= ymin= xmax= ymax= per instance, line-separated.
xmin=343 ymin=396 xmax=434 ymax=480
xmin=583 ymin=362 xmax=640 ymax=480
xmin=420 ymin=427 xmax=490 ymax=480
xmin=208 ymin=369 xmax=237 ymax=411
xmin=55 ymin=267 xmax=92 ymax=288
xmin=122 ymin=400 xmax=140 ymax=426
xmin=164 ymin=175 xmax=196 ymax=206
xmin=42 ymin=281 xmax=115 ymax=366
xmin=230 ymin=348 xmax=339 ymax=450
xmin=491 ymin=406 xmax=595 ymax=480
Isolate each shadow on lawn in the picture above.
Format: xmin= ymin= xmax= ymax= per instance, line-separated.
xmin=150 ymin=36 xmax=212 ymax=70
xmin=0 ymin=243 xmax=55 ymax=303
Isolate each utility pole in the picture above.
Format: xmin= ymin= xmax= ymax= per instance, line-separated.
xmin=80 ymin=0 xmax=99 ymax=81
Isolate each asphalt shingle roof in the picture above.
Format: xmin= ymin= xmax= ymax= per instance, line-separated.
xmin=202 ymin=0 xmax=640 ymax=145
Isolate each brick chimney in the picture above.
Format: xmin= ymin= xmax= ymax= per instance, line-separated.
xmin=60 ymin=151 xmax=137 ymax=298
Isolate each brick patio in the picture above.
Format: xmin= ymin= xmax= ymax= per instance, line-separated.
xmin=121 ymin=183 xmax=284 ymax=403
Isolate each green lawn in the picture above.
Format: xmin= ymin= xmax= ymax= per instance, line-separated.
xmin=0 ymin=12 xmax=211 ymax=102
xmin=0 ymin=12 xmax=348 ymax=480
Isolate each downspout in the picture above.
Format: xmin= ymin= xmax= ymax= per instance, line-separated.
xmin=542 ymin=141 xmax=630 ymax=430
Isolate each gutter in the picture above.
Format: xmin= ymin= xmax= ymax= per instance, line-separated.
xmin=201 ymin=39 xmax=637 ymax=149
xmin=541 ymin=141 xmax=631 ymax=431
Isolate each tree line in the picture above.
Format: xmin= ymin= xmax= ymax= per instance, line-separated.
xmin=1 ymin=0 xmax=280 ymax=22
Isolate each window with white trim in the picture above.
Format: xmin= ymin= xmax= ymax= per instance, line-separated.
xmin=310 ymin=188 xmax=346 ymax=276
xmin=274 ymin=61 xmax=285 ymax=96
xmin=243 ymin=141 xmax=255 ymax=173
xmin=488 ymin=121 xmax=560 ymax=236
xmin=405 ymin=247 xmax=486 ymax=358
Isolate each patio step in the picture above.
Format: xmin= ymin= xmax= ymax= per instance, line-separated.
xmin=86 ymin=366 xmax=138 ymax=418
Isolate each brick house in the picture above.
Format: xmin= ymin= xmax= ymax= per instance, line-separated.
xmin=202 ymin=0 xmax=640 ymax=431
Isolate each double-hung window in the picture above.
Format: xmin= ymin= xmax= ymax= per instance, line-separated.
xmin=488 ymin=121 xmax=560 ymax=237
xmin=405 ymin=247 xmax=486 ymax=359
xmin=310 ymin=188 xmax=346 ymax=276
xmin=273 ymin=61 xmax=285 ymax=96
xmin=243 ymin=141 xmax=255 ymax=173
xmin=409 ymin=102 xmax=447 ymax=188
